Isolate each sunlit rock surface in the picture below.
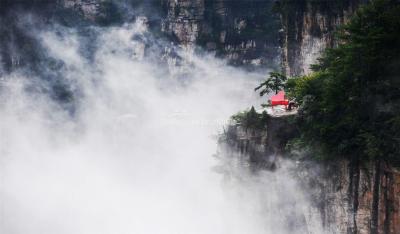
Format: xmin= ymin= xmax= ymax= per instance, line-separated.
xmin=279 ymin=0 xmax=362 ymax=76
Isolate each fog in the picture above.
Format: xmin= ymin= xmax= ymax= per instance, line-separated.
xmin=0 ymin=19 xmax=324 ymax=234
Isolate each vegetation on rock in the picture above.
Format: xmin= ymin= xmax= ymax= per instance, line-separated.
xmin=287 ymin=0 xmax=400 ymax=165
xmin=230 ymin=106 xmax=268 ymax=130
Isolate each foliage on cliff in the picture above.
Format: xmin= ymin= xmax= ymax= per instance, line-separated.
xmin=288 ymin=0 xmax=400 ymax=164
xmin=230 ymin=107 xmax=268 ymax=130
xmin=255 ymin=72 xmax=287 ymax=95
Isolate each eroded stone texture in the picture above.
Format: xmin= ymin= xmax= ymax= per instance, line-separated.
xmin=317 ymin=160 xmax=400 ymax=234
xmin=223 ymin=110 xmax=298 ymax=169
xmin=61 ymin=0 xmax=103 ymax=21
xmin=161 ymin=0 xmax=205 ymax=44
xmin=161 ymin=0 xmax=281 ymax=69
xmin=279 ymin=0 xmax=361 ymax=76
xmin=222 ymin=115 xmax=400 ymax=234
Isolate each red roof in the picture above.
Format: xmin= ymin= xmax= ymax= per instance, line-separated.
xmin=270 ymin=91 xmax=289 ymax=106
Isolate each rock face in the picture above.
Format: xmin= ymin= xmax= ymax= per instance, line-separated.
xmin=161 ymin=0 xmax=205 ymax=44
xmin=310 ymin=159 xmax=400 ymax=234
xmin=0 ymin=0 xmax=368 ymax=74
xmin=224 ymin=110 xmax=298 ymax=169
xmin=222 ymin=112 xmax=400 ymax=234
xmin=161 ymin=0 xmax=281 ymax=69
xmin=0 ymin=1 xmax=99 ymax=73
xmin=279 ymin=0 xmax=361 ymax=76
xmin=60 ymin=0 xmax=103 ymax=21
xmin=0 ymin=0 xmax=281 ymax=72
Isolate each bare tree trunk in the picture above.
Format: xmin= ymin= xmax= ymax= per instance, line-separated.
xmin=371 ymin=159 xmax=381 ymax=234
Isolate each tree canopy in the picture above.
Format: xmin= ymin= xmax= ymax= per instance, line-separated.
xmin=255 ymin=71 xmax=287 ymax=96
xmin=287 ymin=0 xmax=400 ymax=165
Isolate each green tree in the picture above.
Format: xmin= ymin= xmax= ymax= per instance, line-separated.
xmin=288 ymin=0 xmax=400 ymax=165
xmin=255 ymin=71 xmax=287 ymax=95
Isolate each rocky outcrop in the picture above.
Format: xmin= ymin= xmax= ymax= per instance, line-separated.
xmin=278 ymin=0 xmax=362 ymax=76
xmin=223 ymin=109 xmax=298 ymax=169
xmin=221 ymin=111 xmax=400 ymax=234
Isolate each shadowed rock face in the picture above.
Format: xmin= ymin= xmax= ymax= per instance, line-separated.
xmin=157 ymin=0 xmax=367 ymax=73
xmin=161 ymin=0 xmax=281 ymax=69
xmin=60 ymin=0 xmax=103 ymax=21
xmin=306 ymin=159 xmax=400 ymax=234
xmin=0 ymin=1 xmax=99 ymax=74
xmin=163 ymin=0 xmax=280 ymax=68
xmin=223 ymin=111 xmax=298 ymax=170
xmin=0 ymin=0 xmax=281 ymax=72
xmin=1 ymin=0 xmax=362 ymax=74
xmin=0 ymin=0 xmax=102 ymax=20
xmin=0 ymin=0 xmax=366 ymax=74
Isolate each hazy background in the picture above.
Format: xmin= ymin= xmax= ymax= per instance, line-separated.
xmin=0 ymin=16 xmax=324 ymax=234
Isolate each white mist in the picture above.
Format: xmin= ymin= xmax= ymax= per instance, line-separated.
xmin=0 ymin=20 xmax=325 ymax=234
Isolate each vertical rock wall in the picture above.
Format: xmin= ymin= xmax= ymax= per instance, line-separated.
xmin=222 ymin=115 xmax=400 ymax=234
xmin=0 ymin=0 xmax=127 ymax=74
xmin=161 ymin=0 xmax=205 ymax=44
xmin=161 ymin=0 xmax=281 ymax=69
xmin=279 ymin=0 xmax=361 ymax=76
xmin=0 ymin=0 xmax=368 ymax=73
xmin=60 ymin=0 xmax=103 ymax=20
xmin=0 ymin=0 xmax=282 ymax=72
xmin=310 ymin=160 xmax=400 ymax=234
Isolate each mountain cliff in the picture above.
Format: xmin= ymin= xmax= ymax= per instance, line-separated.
xmin=2 ymin=1 xmax=399 ymax=233
xmin=221 ymin=113 xmax=400 ymax=234
xmin=221 ymin=1 xmax=400 ymax=233
xmin=161 ymin=0 xmax=281 ymax=69
xmin=1 ymin=0 xmax=360 ymax=74
xmin=0 ymin=0 xmax=281 ymax=72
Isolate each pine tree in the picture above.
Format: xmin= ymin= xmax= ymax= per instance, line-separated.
xmin=255 ymin=72 xmax=287 ymax=96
